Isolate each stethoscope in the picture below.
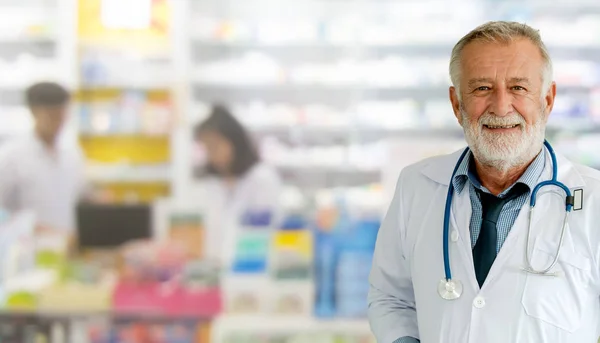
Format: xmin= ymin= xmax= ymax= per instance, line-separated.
xmin=438 ymin=140 xmax=575 ymax=300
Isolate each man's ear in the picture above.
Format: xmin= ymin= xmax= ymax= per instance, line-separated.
xmin=449 ymin=86 xmax=462 ymax=124
xmin=543 ymin=82 xmax=556 ymax=119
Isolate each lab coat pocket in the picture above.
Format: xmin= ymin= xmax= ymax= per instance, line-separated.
xmin=521 ymin=238 xmax=592 ymax=333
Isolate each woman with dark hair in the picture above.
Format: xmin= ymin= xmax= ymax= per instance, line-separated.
xmin=194 ymin=104 xmax=261 ymax=179
xmin=193 ymin=104 xmax=282 ymax=262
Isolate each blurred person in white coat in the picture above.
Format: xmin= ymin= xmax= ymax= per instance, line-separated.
xmin=193 ymin=104 xmax=282 ymax=263
xmin=0 ymin=82 xmax=86 ymax=233
xmin=368 ymin=21 xmax=600 ymax=343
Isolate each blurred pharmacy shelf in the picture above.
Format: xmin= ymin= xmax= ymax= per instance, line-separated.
xmin=2 ymin=0 xmax=599 ymax=201
xmin=172 ymin=0 xmax=600 ymax=198
xmin=0 ymin=0 xmax=77 ymax=146
xmin=74 ymin=0 xmax=176 ymax=203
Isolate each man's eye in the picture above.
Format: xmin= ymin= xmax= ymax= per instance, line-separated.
xmin=476 ymin=86 xmax=490 ymax=91
xmin=512 ymin=86 xmax=525 ymax=91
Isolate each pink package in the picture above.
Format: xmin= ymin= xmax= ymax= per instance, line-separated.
xmin=159 ymin=284 xmax=222 ymax=317
xmin=113 ymin=282 xmax=163 ymax=314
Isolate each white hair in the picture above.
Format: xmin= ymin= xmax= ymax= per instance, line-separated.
xmin=449 ymin=21 xmax=553 ymax=101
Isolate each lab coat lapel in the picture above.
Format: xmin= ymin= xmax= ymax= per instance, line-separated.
xmin=555 ymin=152 xmax=586 ymax=190
xmin=450 ymin=180 xmax=480 ymax=291
xmin=420 ymin=148 xmax=467 ymax=186
xmin=420 ymin=147 xmax=480 ymax=291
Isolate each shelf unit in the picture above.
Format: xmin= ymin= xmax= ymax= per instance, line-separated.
xmin=74 ymin=0 xmax=176 ymax=204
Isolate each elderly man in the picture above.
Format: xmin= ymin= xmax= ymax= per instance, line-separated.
xmin=368 ymin=21 xmax=600 ymax=343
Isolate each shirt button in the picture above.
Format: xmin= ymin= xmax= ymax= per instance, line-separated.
xmin=473 ymin=296 xmax=486 ymax=309
xmin=451 ymin=230 xmax=459 ymax=242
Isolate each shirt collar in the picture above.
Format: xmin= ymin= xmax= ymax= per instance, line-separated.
xmin=452 ymin=147 xmax=546 ymax=197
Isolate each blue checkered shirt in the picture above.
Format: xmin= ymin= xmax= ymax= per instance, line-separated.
xmin=393 ymin=148 xmax=546 ymax=343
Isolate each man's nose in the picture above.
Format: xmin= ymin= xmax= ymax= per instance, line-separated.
xmin=489 ymin=88 xmax=513 ymax=116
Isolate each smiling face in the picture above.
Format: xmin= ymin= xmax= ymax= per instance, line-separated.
xmin=449 ymin=38 xmax=556 ymax=171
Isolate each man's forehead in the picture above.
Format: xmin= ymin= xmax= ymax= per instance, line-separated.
xmin=460 ymin=41 xmax=545 ymax=84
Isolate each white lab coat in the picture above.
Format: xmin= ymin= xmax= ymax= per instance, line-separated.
xmin=368 ymin=147 xmax=600 ymax=343
xmin=0 ymin=133 xmax=86 ymax=232
xmin=195 ymin=162 xmax=282 ymax=264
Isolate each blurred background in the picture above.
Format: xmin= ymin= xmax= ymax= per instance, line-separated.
xmin=0 ymin=0 xmax=599 ymax=342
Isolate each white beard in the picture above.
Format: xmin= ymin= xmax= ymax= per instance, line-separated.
xmin=460 ymin=106 xmax=547 ymax=172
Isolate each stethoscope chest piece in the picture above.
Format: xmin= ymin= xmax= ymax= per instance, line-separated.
xmin=438 ymin=278 xmax=463 ymax=300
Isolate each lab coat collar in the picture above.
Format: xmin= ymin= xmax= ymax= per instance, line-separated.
xmin=420 ymin=145 xmax=586 ymax=190
xmin=420 ymin=148 xmax=465 ymax=186
xmin=554 ymin=150 xmax=586 ymax=189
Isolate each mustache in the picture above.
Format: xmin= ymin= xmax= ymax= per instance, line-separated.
xmin=478 ymin=113 xmax=526 ymax=127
